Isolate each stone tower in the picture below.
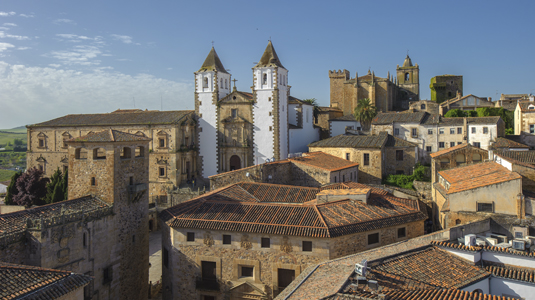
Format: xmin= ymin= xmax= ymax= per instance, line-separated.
xmin=252 ymin=41 xmax=289 ymax=163
xmin=67 ymin=129 xmax=151 ymax=300
xmin=195 ymin=47 xmax=231 ymax=178
xmin=430 ymin=75 xmax=463 ymax=103
xmin=396 ymin=55 xmax=420 ymax=101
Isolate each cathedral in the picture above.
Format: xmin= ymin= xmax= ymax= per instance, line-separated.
xmin=329 ymin=55 xmax=420 ymax=115
xmin=195 ymin=42 xmax=319 ymax=178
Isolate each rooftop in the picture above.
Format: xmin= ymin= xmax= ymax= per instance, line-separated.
xmin=288 ymin=152 xmax=359 ymax=172
xmin=439 ymin=116 xmax=502 ymax=126
xmin=161 ymin=181 xmax=426 ymax=238
xmin=371 ymin=111 xmax=427 ymax=125
xmin=255 ymin=41 xmax=284 ymax=69
xmin=0 ymin=262 xmax=92 ymax=300
xmin=68 ymin=129 xmax=152 ymax=143
xmin=198 ymin=47 xmax=228 ymax=73
xmin=440 ymin=94 xmax=489 ymax=107
xmin=494 ymin=150 xmax=535 ymax=165
xmin=330 ymin=115 xmax=359 ymax=122
xmin=493 ymin=137 xmax=530 ymax=149
xmin=309 ymin=131 xmax=388 ymax=148
xmin=517 ymin=101 xmax=535 ymax=112
xmin=29 ymin=110 xmax=194 ymax=127
xmin=438 ymin=161 xmax=521 ymax=194
xmin=429 ymin=143 xmax=481 ymax=158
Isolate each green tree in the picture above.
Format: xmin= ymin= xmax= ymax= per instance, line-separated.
xmin=443 ymin=109 xmax=466 ymax=118
xmin=303 ymin=98 xmax=321 ymax=124
xmin=13 ymin=138 xmax=23 ymax=146
xmin=4 ymin=171 xmax=22 ymax=205
xmin=44 ymin=168 xmax=63 ymax=204
xmin=62 ymin=168 xmax=68 ymax=200
xmin=466 ymin=110 xmax=478 ymax=117
xmin=353 ymin=98 xmax=377 ymax=130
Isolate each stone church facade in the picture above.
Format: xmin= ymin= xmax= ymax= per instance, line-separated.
xmin=329 ymin=55 xmax=420 ymax=115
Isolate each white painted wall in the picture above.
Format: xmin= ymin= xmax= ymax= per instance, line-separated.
xmin=490 ymin=277 xmax=535 ymax=299
xmin=278 ymin=68 xmax=289 ymax=161
xmin=253 ymin=67 xmax=275 ymax=164
xmin=441 ymin=248 xmax=481 ymax=263
xmin=196 ymin=71 xmax=219 ymax=177
xmin=330 ymin=120 xmax=361 ymax=137
xmin=461 ymin=278 xmax=490 ymax=295
xmin=288 ymin=103 xmax=298 ymax=126
xmin=289 ymin=105 xmax=319 ymax=154
xmin=468 ymin=124 xmax=497 ymax=150
xmin=482 ymin=251 xmax=535 ymax=269
xmin=493 ymin=154 xmax=513 ymax=171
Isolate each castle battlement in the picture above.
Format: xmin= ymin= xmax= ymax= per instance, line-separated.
xmin=329 ymin=69 xmax=350 ymax=80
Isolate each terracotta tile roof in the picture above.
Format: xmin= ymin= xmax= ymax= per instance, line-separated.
xmin=309 ymin=132 xmax=388 ymax=148
xmin=0 ymin=196 xmax=112 ymax=237
xmin=0 ymin=262 xmax=92 ymax=300
xmin=429 ymin=143 xmax=473 ymax=158
xmin=431 ymin=240 xmax=481 ymax=252
xmin=288 ymin=96 xmax=308 ymax=105
xmin=494 ymin=150 xmax=535 ymax=165
xmin=485 ymin=262 xmax=535 ymax=283
xmin=162 ymin=182 xmax=426 ymax=238
xmin=67 ymin=129 xmax=151 ymax=143
xmin=288 ymin=152 xmax=359 ymax=172
xmin=321 ymin=182 xmax=388 ymax=196
xmin=517 ymin=101 xmax=535 ymax=113
xmin=326 ymin=289 xmax=516 ymax=300
xmin=438 ymin=161 xmax=521 ymax=194
xmin=371 ymin=112 xmax=427 ymax=125
xmin=493 ymin=137 xmax=529 ymax=149
xmin=29 ymin=110 xmax=194 ymax=127
xmin=494 ymin=152 xmax=535 ymax=169
xmin=432 ymin=240 xmax=535 ymax=258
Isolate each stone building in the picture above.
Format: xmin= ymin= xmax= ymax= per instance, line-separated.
xmin=0 ymin=129 xmax=151 ymax=300
xmin=514 ymin=99 xmax=535 ymax=146
xmin=26 ymin=109 xmax=197 ymax=203
xmin=493 ymin=150 xmax=535 ymax=191
xmin=439 ymin=93 xmax=495 ymax=115
xmin=209 ymin=151 xmax=359 ymax=191
xmin=315 ymin=107 xmax=343 ymax=140
xmin=308 ymin=132 xmax=418 ymax=184
xmin=1 ymin=262 xmax=93 ymax=299
xmin=432 ymin=161 xmax=523 ymax=229
xmin=160 ymin=181 xmax=427 ymax=300
xmin=328 ymin=115 xmax=362 ymax=138
xmin=371 ymin=111 xmax=504 ymax=163
xmin=408 ymin=100 xmax=440 ymax=114
xmin=497 ymin=93 xmax=530 ymax=111
xmin=328 ymin=55 xmax=419 ymax=115
xmin=429 ymin=74 xmax=463 ymax=103
xmin=195 ymin=43 xmax=319 ymax=179
xmin=429 ymin=143 xmax=488 ymax=184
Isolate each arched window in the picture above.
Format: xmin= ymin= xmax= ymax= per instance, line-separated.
xmin=75 ymin=148 xmax=88 ymax=159
xmin=456 ymin=219 xmax=461 ymax=225
xmin=135 ymin=146 xmax=145 ymax=157
xmin=220 ymin=78 xmax=223 ymax=87
xmin=225 ymin=79 xmax=228 ymax=89
xmin=120 ymin=147 xmax=132 ymax=159
xmin=263 ymin=74 xmax=268 ymax=85
xmin=93 ymin=148 xmax=106 ymax=160
xmin=455 ymin=154 xmax=466 ymax=164
xmin=203 ymin=77 xmax=209 ymax=88
xmin=472 ymin=153 xmax=482 ymax=162
xmin=405 ymin=73 xmax=409 ymax=81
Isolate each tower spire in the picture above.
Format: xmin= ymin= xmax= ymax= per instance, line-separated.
xmin=254 ymin=41 xmax=284 ymax=68
xmin=198 ymin=47 xmax=228 ymax=73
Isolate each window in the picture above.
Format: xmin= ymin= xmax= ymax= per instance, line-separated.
xmin=203 ymin=77 xmax=209 ymax=88
xmin=268 ymin=97 xmax=271 ymax=102
xmin=132 ymin=235 xmax=135 ymax=244
xmin=91 ymin=177 xmax=96 ymax=186
xmin=397 ymin=227 xmax=406 ymax=238
xmin=449 ymin=128 xmax=454 ymax=134
xmin=426 ymin=146 xmax=432 ymax=152
xmin=515 ymin=232 xmax=523 ymax=239
xmin=93 ymin=148 xmax=106 ymax=160
xmin=439 ymin=142 xmax=445 ymax=148
xmin=222 ymin=234 xmax=231 ymax=245
xmin=129 ymin=176 xmax=134 ymax=186
xmin=483 ymin=127 xmax=488 ymax=134
xmin=396 ymin=150 xmax=403 ymax=161
xmin=404 ymin=73 xmax=409 ymax=81
xmin=473 ymin=142 xmax=481 ymax=148
xmin=421 ymin=104 xmax=426 ymax=110
xmin=457 ymin=127 xmax=462 ymax=134
xmin=135 ymin=146 xmax=144 ymax=157
xmin=531 ymin=125 xmax=535 ymax=134
xmin=38 ymin=138 xmax=45 ymax=148
xmin=269 ymin=126 xmax=272 ymax=131
xmin=201 ymin=261 xmax=217 ymax=281
xmin=225 ymin=79 xmax=228 ymax=89
xmin=368 ymin=233 xmax=379 ymax=245
xmin=471 ymin=127 xmax=476 ymax=134
xmin=261 ymin=237 xmax=270 ymax=248
xmin=103 ymin=266 xmax=113 ymax=284
xmin=302 ymin=241 xmax=312 ymax=252
xmin=83 ymin=232 xmax=87 ymax=247
xmin=439 ymin=128 xmax=444 ymax=134
xmin=477 ymin=203 xmax=493 ymax=212
xmin=334 ymin=176 xmax=337 ymax=183
xmin=159 ymin=167 xmax=166 ymax=177
xmin=263 ymin=74 xmax=268 ymax=85
xmin=342 ymin=175 xmax=345 ymax=182
xmin=458 ymin=142 xmax=462 ymax=145
xmin=450 ymin=142 xmax=455 ymax=147
xmin=231 ymin=109 xmax=237 ymax=118
xmin=240 ymin=266 xmax=254 ymax=278
xmin=163 ymin=247 xmax=169 ymax=268
xmin=411 ymin=128 xmax=417 ymax=137
xmin=448 ymin=91 xmax=452 ymax=97
xmin=346 ymin=153 xmax=350 ymax=160
xmin=187 ymin=232 xmax=195 ymax=242
xmin=269 ymin=112 xmax=272 ymax=116
xmin=394 ymin=128 xmax=399 ymax=135
xmin=428 ymin=129 xmax=433 ymax=135
xmin=363 ymin=153 xmax=369 ymax=166
xmin=120 ymin=147 xmax=131 ymax=159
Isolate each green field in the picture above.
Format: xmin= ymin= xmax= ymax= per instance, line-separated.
xmin=0 ymin=127 xmax=27 ymax=148
xmin=0 ymin=169 xmax=16 ymax=182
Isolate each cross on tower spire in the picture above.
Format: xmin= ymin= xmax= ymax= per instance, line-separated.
xmin=232 ymin=78 xmax=238 ymax=88
xmin=212 ymin=41 xmax=214 ymax=47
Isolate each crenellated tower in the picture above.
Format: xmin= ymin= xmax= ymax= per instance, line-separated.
xmin=252 ymin=41 xmax=289 ymax=163
xmin=195 ymin=47 xmax=231 ymax=178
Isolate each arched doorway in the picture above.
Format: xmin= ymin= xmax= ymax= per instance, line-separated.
xmin=230 ymin=155 xmax=241 ymax=171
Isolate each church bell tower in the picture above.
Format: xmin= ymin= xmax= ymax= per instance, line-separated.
xmin=396 ymin=54 xmax=420 ymax=101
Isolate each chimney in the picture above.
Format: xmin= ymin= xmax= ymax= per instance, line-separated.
xmin=316 ymin=188 xmax=371 ymax=204
xmin=488 ymin=97 xmax=492 ymax=102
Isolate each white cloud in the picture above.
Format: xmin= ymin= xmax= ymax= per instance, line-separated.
xmin=49 ymin=45 xmax=102 ymax=66
xmin=111 ymin=34 xmax=133 ymax=44
xmin=53 ymin=19 xmax=76 ymax=25
xmin=0 ymin=12 xmax=16 ymax=17
xmin=0 ymin=31 xmax=30 ymax=40
xmin=0 ymin=61 xmax=193 ymax=128
xmin=19 ymin=14 xmax=34 ymax=18
xmin=0 ymin=42 xmax=14 ymax=52
xmin=48 ymin=64 xmax=61 ymax=68
xmin=17 ymin=46 xmax=30 ymax=50
xmin=3 ymin=23 xmax=16 ymax=27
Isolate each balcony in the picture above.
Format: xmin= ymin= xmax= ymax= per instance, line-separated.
xmin=196 ymin=278 xmax=219 ymax=291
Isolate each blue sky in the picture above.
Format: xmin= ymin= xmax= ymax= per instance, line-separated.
xmin=0 ymin=0 xmax=534 ymax=128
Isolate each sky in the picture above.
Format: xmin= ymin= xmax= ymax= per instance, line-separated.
xmin=0 ymin=0 xmax=534 ymax=129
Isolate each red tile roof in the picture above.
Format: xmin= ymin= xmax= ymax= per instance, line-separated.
xmin=485 ymin=263 xmax=535 ymax=283
xmin=289 ymin=152 xmax=359 ymax=172
xmin=162 ymin=182 xmax=426 ymax=238
xmin=493 ymin=137 xmax=529 ymax=149
xmin=438 ymin=161 xmax=521 ymax=194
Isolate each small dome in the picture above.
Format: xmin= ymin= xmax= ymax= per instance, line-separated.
xmin=402 ymin=55 xmax=413 ymax=67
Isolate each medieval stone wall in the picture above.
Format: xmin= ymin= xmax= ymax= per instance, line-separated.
xmin=384 ymin=146 xmax=417 ymax=176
